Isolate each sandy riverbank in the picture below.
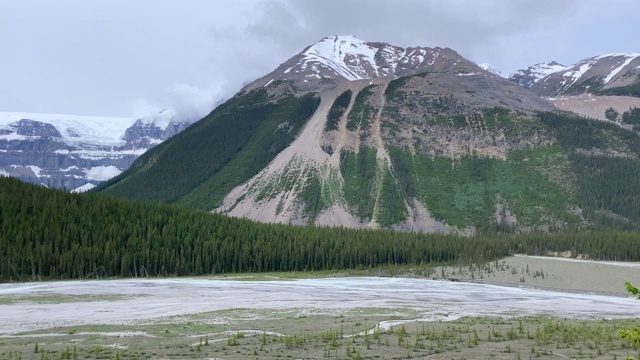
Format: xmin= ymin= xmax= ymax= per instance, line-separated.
xmin=437 ymin=255 xmax=640 ymax=296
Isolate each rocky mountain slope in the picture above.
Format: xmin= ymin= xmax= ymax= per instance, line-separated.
xmin=98 ymin=36 xmax=640 ymax=234
xmin=0 ymin=110 xmax=192 ymax=191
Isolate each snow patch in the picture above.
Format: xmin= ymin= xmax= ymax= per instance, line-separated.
xmin=0 ymin=131 xmax=28 ymax=141
xmin=596 ymin=52 xmax=640 ymax=60
xmin=510 ymin=61 xmax=567 ymax=84
xmin=60 ymin=166 xmax=80 ymax=172
xmin=27 ymin=165 xmax=42 ymax=177
xmin=301 ymin=35 xmax=379 ymax=80
xmin=603 ymin=54 xmax=640 ymax=83
xmin=85 ymin=166 xmax=121 ymax=181
xmin=54 ymin=148 xmax=148 ymax=158
xmin=71 ymin=183 xmax=96 ymax=193
xmin=563 ymin=62 xmax=594 ymax=89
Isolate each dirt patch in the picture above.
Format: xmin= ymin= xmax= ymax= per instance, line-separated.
xmin=393 ymin=198 xmax=456 ymax=234
xmin=549 ymin=94 xmax=640 ymax=121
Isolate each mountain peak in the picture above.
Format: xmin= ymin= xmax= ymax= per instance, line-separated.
xmin=300 ymin=35 xmax=381 ymax=81
xmin=314 ymin=34 xmax=365 ymax=44
xmin=242 ymin=36 xmax=481 ymax=93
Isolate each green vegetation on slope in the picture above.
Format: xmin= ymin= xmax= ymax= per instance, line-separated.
xmin=95 ymin=89 xmax=320 ymax=210
xmin=376 ymin=111 xmax=640 ymax=230
xmin=595 ymin=83 xmax=640 ymax=97
xmin=324 ymin=89 xmax=352 ymax=132
xmin=340 ymin=147 xmax=379 ymax=221
xmin=346 ymin=85 xmax=376 ymax=131
xmin=388 ymin=144 xmax=576 ymax=230
xmin=539 ymin=111 xmax=640 ymax=227
xmin=563 ymin=76 xmax=604 ymax=95
xmin=539 ymin=111 xmax=640 ymax=154
xmin=384 ymin=76 xmax=411 ymax=101
xmin=377 ymin=163 xmax=408 ymax=227
xmin=425 ymin=107 xmax=543 ymax=135
xmin=277 ymin=106 xmax=640 ymax=231
xmin=622 ymin=107 xmax=640 ymax=129
xmin=571 ymin=154 xmax=640 ymax=224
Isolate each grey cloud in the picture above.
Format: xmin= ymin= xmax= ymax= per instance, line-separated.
xmin=1 ymin=0 xmax=639 ymax=120
xmin=229 ymin=0 xmax=639 ymax=75
xmin=235 ymin=0 xmax=578 ymax=73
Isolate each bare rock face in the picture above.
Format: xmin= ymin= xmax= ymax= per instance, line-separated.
xmin=0 ymin=112 xmax=193 ymax=191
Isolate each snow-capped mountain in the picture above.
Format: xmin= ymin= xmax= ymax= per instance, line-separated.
xmin=0 ymin=110 xmax=193 ymax=191
xmin=101 ymin=35 xmax=563 ymax=233
xmin=508 ymin=61 xmax=567 ymax=89
xmin=242 ymin=35 xmax=490 ymax=92
xmin=521 ymin=53 xmax=640 ymax=96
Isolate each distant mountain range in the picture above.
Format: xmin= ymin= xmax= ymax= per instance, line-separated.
xmin=0 ymin=110 xmax=193 ymax=192
xmin=509 ymin=53 xmax=640 ymax=97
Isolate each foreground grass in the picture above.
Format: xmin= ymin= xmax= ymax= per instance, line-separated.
xmin=2 ymin=315 xmax=639 ymax=359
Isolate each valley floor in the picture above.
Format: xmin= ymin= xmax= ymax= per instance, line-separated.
xmin=0 ymin=256 xmax=639 ymax=359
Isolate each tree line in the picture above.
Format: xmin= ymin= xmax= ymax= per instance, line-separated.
xmin=2 ymin=176 xmax=639 ymax=282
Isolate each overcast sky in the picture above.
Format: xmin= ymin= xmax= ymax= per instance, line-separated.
xmin=1 ymin=0 xmax=639 ymax=120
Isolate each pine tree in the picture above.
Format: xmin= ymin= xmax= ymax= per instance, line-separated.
xmin=619 ymin=282 xmax=640 ymax=348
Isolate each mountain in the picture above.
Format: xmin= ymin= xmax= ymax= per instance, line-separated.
xmin=518 ymin=53 xmax=640 ymax=97
xmin=508 ymin=61 xmax=567 ymax=89
xmin=97 ymin=35 xmax=640 ymax=234
xmin=0 ymin=110 xmax=192 ymax=191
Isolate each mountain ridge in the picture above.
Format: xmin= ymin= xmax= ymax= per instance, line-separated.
xmin=510 ymin=53 xmax=640 ymax=97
